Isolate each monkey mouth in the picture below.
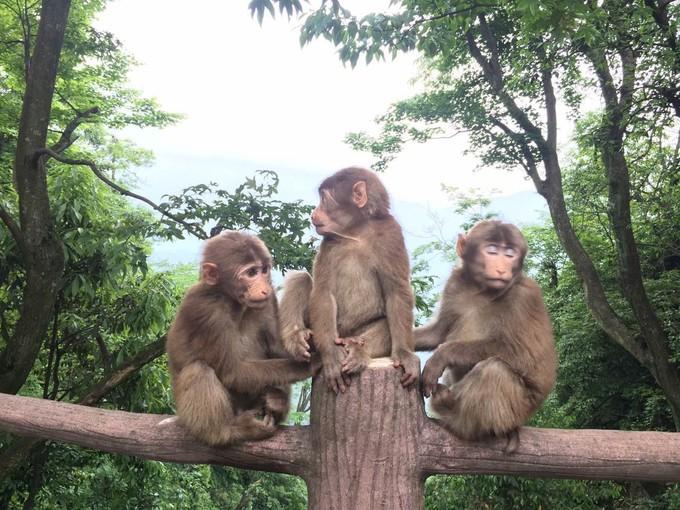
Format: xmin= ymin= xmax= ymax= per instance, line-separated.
xmin=312 ymin=223 xmax=331 ymax=235
xmin=486 ymin=278 xmax=510 ymax=288
xmin=247 ymin=297 xmax=270 ymax=308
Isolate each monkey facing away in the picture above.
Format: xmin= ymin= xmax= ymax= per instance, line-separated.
xmin=166 ymin=231 xmax=315 ymax=446
xmin=415 ymin=220 xmax=556 ymax=452
xmin=279 ymin=167 xmax=419 ymax=393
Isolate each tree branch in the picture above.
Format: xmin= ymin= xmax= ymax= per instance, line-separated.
xmin=486 ymin=117 xmax=545 ymax=192
xmin=419 ymin=421 xmax=680 ymax=481
xmin=0 ymin=335 xmax=168 ymax=477
xmin=465 ymin=23 xmax=549 ymax=157
xmin=35 ymin=148 xmax=207 ymax=240
xmin=0 ymin=393 xmax=311 ymax=477
xmin=0 ymin=203 xmax=27 ymax=256
xmin=49 ymin=105 xmax=100 ymax=154
xmin=410 ymin=3 xmax=497 ymax=28
xmin=1 ymin=371 xmax=679 ymax=483
xmin=77 ymin=336 xmax=166 ymax=407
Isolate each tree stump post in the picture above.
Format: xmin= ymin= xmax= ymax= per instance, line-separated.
xmin=307 ymin=358 xmax=424 ymax=509
xmin=1 ymin=359 xmax=679 ymax=510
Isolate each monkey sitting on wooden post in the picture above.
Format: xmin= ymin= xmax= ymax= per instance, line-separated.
xmin=415 ymin=220 xmax=557 ymax=452
xmin=166 ymin=231 xmax=316 ymax=446
xmin=279 ymin=167 xmax=420 ymax=394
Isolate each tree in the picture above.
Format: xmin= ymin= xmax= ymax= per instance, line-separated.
xmin=0 ymin=0 xmax=177 ymax=395
xmin=0 ymin=2 xmax=317 ymax=506
xmin=525 ymin=114 xmax=680 ymax=433
xmin=253 ymin=0 xmax=680 ymax=426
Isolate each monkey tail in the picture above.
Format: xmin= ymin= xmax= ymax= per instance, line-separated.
xmin=432 ymin=357 xmax=530 ymax=441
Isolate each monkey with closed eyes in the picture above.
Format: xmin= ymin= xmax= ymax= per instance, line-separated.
xmin=416 ymin=220 xmax=557 ymax=452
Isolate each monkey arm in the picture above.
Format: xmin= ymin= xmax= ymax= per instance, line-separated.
xmin=308 ymin=290 xmax=338 ymax=357
xmin=375 ymin=239 xmax=419 ymax=387
xmin=279 ymin=271 xmax=313 ymax=360
xmin=421 ymin=338 xmax=510 ymax=397
xmin=434 ymin=338 xmax=510 ymax=369
xmin=413 ymin=319 xmax=450 ymax=352
xmin=220 ymin=359 xmax=312 ymax=394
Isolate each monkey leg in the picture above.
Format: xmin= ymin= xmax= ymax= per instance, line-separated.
xmin=174 ymin=361 xmax=277 ymax=446
xmin=263 ymin=385 xmax=291 ymax=423
xmin=431 ymin=358 xmax=531 ymax=445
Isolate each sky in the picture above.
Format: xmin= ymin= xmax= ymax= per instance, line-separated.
xmin=95 ymin=1 xmax=546 ymax=273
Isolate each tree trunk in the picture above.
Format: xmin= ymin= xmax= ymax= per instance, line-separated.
xmin=0 ymin=0 xmax=71 ymax=394
xmin=1 ymin=360 xmax=679 ymax=510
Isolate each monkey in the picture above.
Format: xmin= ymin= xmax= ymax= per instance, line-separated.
xmin=279 ymin=167 xmax=419 ymax=394
xmin=415 ymin=219 xmax=556 ymax=453
xmin=165 ymin=230 xmax=316 ymax=446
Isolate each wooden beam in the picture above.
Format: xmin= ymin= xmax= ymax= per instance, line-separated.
xmin=0 ymin=393 xmax=311 ymax=477
xmin=1 ymin=359 xmax=679 ymax=499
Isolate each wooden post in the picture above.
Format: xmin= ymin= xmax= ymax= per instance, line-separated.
xmin=307 ymin=358 xmax=423 ymax=509
xmin=0 ymin=359 xmax=679 ymax=510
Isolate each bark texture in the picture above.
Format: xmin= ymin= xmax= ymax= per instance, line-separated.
xmin=306 ymin=358 xmax=423 ymax=509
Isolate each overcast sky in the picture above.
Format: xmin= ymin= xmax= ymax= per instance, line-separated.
xmin=95 ymin=1 xmax=544 ymax=266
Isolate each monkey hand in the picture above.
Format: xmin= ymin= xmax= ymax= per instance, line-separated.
xmin=392 ymin=349 xmax=420 ymax=388
xmin=421 ymin=356 xmax=445 ymax=397
xmin=322 ymin=346 xmax=351 ymax=394
xmin=283 ymin=325 xmax=313 ymax=361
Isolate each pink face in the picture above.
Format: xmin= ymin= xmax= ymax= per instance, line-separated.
xmin=236 ymin=262 xmax=272 ymax=308
xmin=311 ymin=189 xmax=346 ymax=236
xmin=479 ymin=242 xmax=519 ymax=289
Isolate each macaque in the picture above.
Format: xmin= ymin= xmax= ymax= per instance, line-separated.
xmin=166 ymin=231 xmax=314 ymax=446
xmin=279 ymin=167 xmax=419 ymax=393
xmin=416 ymin=220 xmax=556 ymax=452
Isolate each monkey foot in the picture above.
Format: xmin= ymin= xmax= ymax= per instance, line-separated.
xmin=341 ymin=345 xmax=370 ymax=374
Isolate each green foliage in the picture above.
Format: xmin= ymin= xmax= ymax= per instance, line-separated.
xmin=425 ymin=474 xmax=623 ymax=510
xmin=159 ymin=170 xmax=316 ymax=270
xmin=1 ymin=2 xmax=318 ymax=508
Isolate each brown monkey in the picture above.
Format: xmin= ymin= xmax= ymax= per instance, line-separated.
xmin=166 ymin=231 xmax=314 ymax=446
xmin=280 ymin=167 xmax=419 ymax=393
xmin=416 ymin=220 xmax=556 ymax=452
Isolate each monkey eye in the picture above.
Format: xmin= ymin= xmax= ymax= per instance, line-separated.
xmin=504 ymin=247 xmax=517 ymax=257
xmin=262 ymin=266 xmax=269 ymax=275
xmin=485 ymin=244 xmax=500 ymax=254
xmin=246 ymin=267 xmax=259 ymax=278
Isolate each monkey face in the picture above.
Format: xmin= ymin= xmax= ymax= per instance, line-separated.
xmin=477 ymin=242 xmax=519 ymax=290
xmin=311 ymin=189 xmax=356 ymax=237
xmin=235 ymin=262 xmax=273 ymax=309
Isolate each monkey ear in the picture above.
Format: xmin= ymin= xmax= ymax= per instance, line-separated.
xmin=352 ymin=181 xmax=368 ymax=209
xmin=201 ymin=263 xmax=220 ymax=285
xmin=456 ymin=234 xmax=467 ymax=258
